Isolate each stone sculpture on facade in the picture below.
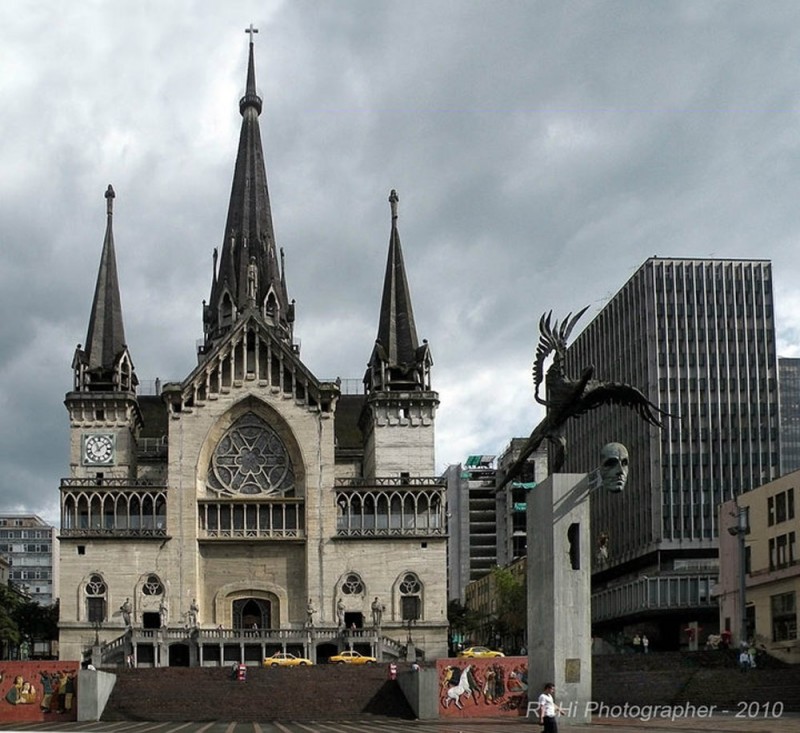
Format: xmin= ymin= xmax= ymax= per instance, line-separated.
xmin=120 ymin=598 xmax=132 ymax=627
xmin=306 ymin=598 xmax=316 ymax=628
xmin=371 ymin=596 xmax=384 ymax=629
xmin=336 ymin=598 xmax=345 ymax=630
xmin=500 ymin=308 xmax=666 ymax=487
xmin=187 ymin=598 xmax=199 ymax=628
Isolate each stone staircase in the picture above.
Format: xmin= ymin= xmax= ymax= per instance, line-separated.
xmin=101 ymin=664 xmax=415 ymax=722
xmin=592 ymin=650 xmax=800 ymax=712
xmin=99 ymin=652 xmax=800 ymax=721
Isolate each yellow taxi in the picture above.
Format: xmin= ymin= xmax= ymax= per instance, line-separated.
xmin=263 ymin=652 xmax=313 ymax=667
xmin=328 ymin=650 xmax=377 ymax=665
xmin=457 ymin=646 xmax=505 ymax=658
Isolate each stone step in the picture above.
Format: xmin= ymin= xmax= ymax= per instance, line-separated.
xmin=102 ymin=665 xmax=415 ymax=722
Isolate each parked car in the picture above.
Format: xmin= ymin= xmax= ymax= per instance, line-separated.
xmin=263 ymin=652 xmax=313 ymax=667
xmin=457 ymin=646 xmax=505 ymax=658
xmin=328 ymin=650 xmax=377 ymax=665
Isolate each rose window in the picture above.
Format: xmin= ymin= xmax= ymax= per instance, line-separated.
xmin=207 ymin=412 xmax=295 ymax=496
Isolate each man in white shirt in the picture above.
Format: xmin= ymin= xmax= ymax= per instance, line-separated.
xmin=538 ymin=682 xmax=564 ymax=732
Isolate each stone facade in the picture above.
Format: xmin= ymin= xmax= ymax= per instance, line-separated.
xmin=57 ymin=36 xmax=447 ymax=666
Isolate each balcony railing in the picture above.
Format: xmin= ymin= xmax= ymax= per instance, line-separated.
xmin=198 ymin=500 xmax=305 ymax=540
xmin=335 ymin=478 xmax=447 ymax=539
xmin=60 ymin=480 xmax=168 ymax=540
xmin=335 ymin=476 xmax=446 ymax=488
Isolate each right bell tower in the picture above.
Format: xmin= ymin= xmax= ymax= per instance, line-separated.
xmin=361 ymin=190 xmax=438 ymax=479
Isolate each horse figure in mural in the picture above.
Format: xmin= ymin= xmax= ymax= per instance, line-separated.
xmin=442 ymin=664 xmax=477 ymax=709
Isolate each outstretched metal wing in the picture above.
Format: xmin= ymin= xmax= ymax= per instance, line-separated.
xmin=574 ymin=381 xmax=668 ymax=427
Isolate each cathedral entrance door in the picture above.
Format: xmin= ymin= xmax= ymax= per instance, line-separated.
xmin=169 ymin=643 xmax=190 ymax=667
xmin=233 ymin=598 xmax=271 ymax=629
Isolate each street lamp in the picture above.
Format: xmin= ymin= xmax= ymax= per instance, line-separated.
xmin=92 ymin=619 xmax=103 ymax=646
xmin=727 ymin=504 xmax=749 ymax=646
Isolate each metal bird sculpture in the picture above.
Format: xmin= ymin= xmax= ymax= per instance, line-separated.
xmin=498 ymin=307 xmax=668 ymax=488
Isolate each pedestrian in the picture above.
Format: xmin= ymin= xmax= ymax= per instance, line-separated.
xmin=538 ymin=682 xmax=565 ymax=732
xmin=632 ymin=633 xmax=642 ymax=653
xmin=738 ymin=648 xmax=750 ymax=672
xmin=642 ymin=634 xmax=649 ymax=654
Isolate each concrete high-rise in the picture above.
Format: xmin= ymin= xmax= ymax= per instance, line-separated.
xmin=445 ymin=456 xmax=497 ymax=602
xmin=562 ymin=257 xmax=779 ymax=646
xmin=779 ymin=357 xmax=800 ymax=475
xmin=0 ymin=514 xmax=58 ymax=605
xmin=495 ymin=440 xmax=548 ymax=567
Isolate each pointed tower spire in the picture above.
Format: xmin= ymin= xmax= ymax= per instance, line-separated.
xmin=204 ymin=27 xmax=291 ymax=355
xmin=364 ymin=190 xmax=432 ymax=392
xmin=72 ymin=185 xmax=137 ymax=392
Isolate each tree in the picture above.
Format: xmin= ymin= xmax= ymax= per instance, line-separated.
xmin=447 ymin=599 xmax=484 ymax=650
xmin=15 ymin=598 xmax=59 ymax=647
xmin=492 ymin=565 xmax=527 ymax=650
xmin=0 ymin=584 xmax=22 ymax=659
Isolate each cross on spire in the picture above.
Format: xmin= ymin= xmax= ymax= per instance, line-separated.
xmin=245 ymin=24 xmax=258 ymax=44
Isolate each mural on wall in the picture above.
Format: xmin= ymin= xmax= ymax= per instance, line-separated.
xmin=0 ymin=662 xmax=79 ymax=723
xmin=437 ymin=657 xmax=529 ymax=718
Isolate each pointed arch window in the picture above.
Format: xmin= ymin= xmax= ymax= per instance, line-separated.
xmin=207 ymin=412 xmax=295 ymax=497
xmin=265 ymin=291 xmax=278 ymax=318
xmin=85 ymin=573 xmax=107 ymax=622
xmin=389 ymin=493 xmax=403 ymax=529
xmin=220 ymin=292 xmax=234 ymax=329
xmin=399 ymin=572 xmax=422 ymax=622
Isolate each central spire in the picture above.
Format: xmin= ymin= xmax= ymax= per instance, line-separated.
xmin=203 ymin=28 xmax=292 ymax=355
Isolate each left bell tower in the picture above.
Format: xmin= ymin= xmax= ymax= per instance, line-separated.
xmin=66 ymin=185 xmax=142 ymax=480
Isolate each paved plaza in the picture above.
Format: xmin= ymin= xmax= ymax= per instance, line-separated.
xmin=1 ymin=713 xmax=799 ymax=733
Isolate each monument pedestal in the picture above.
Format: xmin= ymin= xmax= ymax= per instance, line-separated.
xmin=527 ymin=473 xmax=592 ymax=724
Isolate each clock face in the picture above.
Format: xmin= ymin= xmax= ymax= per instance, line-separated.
xmin=83 ymin=434 xmax=115 ymax=465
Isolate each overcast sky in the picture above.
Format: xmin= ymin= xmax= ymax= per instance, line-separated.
xmin=4 ymin=1 xmax=800 ymax=527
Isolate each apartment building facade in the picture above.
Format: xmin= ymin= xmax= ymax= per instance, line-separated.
xmin=0 ymin=514 xmax=58 ymax=605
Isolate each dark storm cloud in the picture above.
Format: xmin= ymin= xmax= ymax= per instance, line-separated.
xmin=4 ymin=1 xmax=800 ymax=522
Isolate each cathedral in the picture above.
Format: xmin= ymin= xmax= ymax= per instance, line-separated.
xmin=58 ymin=36 xmax=448 ymax=666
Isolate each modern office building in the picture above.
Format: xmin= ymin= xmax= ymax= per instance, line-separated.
xmin=446 ymin=442 xmax=546 ymax=602
xmin=717 ymin=472 xmax=798 ymax=662
xmin=562 ymin=257 xmax=779 ymax=646
xmin=495 ymin=440 xmax=548 ymax=567
xmin=779 ymin=357 xmax=800 ymax=476
xmin=445 ymin=456 xmax=497 ymax=602
xmin=0 ymin=514 xmax=58 ymax=605
xmin=57 ymin=35 xmax=447 ymax=666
